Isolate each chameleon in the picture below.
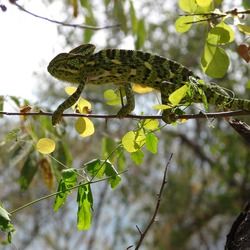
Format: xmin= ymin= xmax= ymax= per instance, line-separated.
xmin=47 ymin=44 xmax=250 ymax=125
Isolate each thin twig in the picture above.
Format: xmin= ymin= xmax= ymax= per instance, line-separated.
xmin=133 ymin=154 xmax=172 ymax=250
xmin=181 ymin=8 xmax=250 ymax=25
xmin=1 ymin=109 xmax=250 ymax=121
xmin=10 ymin=0 xmax=120 ymax=30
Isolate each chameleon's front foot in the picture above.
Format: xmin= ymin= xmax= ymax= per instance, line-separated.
xmin=116 ymin=105 xmax=134 ymax=119
xmin=162 ymin=110 xmax=177 ymax=124
xmin=52 ymin=109 xmax=63 ymax=126
xmin=116 ymin=84 xmax=135 ymax=119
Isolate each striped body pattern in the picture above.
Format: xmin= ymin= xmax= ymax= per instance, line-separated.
xmin=48 ymin=44 xmax=250 ymax=125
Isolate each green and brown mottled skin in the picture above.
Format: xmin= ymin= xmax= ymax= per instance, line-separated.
xmin=47 ymin=44 xmax=250 ymax=125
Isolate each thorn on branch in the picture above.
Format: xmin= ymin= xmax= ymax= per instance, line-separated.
xmin=126 ymin=245 xmax=133 ymax=250
xmin=0 ymin=4 xmax=7 ymax=12
xmin=136 ymin=225 xmax=143 ymax=235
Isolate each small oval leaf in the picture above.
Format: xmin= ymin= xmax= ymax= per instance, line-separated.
xmin=153 ymin=104 xmax=173 ymax=110
xmin=132 ymin=84 xmax=154 ymax=94
xmin=75 ymin=117 xmax=95 ymax=137
xmin=37 ymin=138 xmax=56 ymax=154
xmin=175 ymin=16 xmax=193 ymax=33
xmin=178 ymin=0 xmax=197 ymax=12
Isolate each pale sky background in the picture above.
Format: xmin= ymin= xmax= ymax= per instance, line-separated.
xmin=0 ymin=1 xmax=61 ymax=101
xmin=1 ymin=0 xmax=244 ymax=106
xmin=0 ymin=0 xmax=135 ymax=109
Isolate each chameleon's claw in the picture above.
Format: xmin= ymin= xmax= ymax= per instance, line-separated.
xmin=52 ymin=110 xmax=63 ymax=126
xmin=116 ymin=106 xmax=132 ymax=119
xmin=162 ymin=110 xmax=177 ymax=124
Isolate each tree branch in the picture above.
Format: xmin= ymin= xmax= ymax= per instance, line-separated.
xmin=132 ymin=154 xmax=172 ymax=250
xmin=1 ymin=110 xmax=250 ymax=122
xmin=9 ymin=0 xmax=120 ymax=30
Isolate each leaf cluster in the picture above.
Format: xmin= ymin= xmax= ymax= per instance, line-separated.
xmin=176 ymin=0 xmax=250 ymax=78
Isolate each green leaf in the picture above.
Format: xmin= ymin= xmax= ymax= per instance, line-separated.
xmin=117 ymin=149 xmax=126 ymax=171
xmin=243 ymin=0 xmax=250 ymax=9
xmin=129 ymin=0 xmax=138 ymax=35
xmin=201 ymin=43 xmax=229 ymax=78
xmin=0 ymin=202 xmax=16 ymax=245
xmin=214 ymin=0 xmax=223 ymax=3
xmin=237 ymin=24 xmax=250 ymax=36
xmin=207 ymin=22 xmax=234 ymax=45
xmin=83 ymin=16 xmax=95 ymax=44
xmin=102 ymin=137 xmax=115 ymax=160
xmin=246 ymin=79 xmax=250 ymax=89
xmin=54 ymin=169 xmax=78 ymax=211
xmin=103 ymin=161 xmax=121 ymax=189
xmin=80 ymin=0 xmax=96 ymax=43
xmin=178 ymin=0 xmax=197 ymax=12
xmin=19 ymin=156 xmax=38 ymax=190
xmin=77 ymin=183 xmax=93 ymax=230
xmin=145 ymin=133 xmax=158 ymax=154
xmin=169 ymin=85 xmax=188 ymax=105
xmin=104 ymin=0 xmax=111 ymax=7
xmin=131 ymin=150 xmax=144 ymax=166
xmin=104 ymin=89 xmax=122 ymax=106
xmin=142 ymin=119 xmax=159 ymax=131
xmin=122 ymin=130 xmax=146 ymax=152
xmin=196 ymin=0 xmax=212 ymax=7
xmin=86 ymin=159 xmax=121 ymax=188
xmin=175 ymin=16 xmax=193 ymax=33
xmin=135 ymin=19 xmax=146 ymax=49
xmin=0 ymin=96 xmax=3 ymax=117
xmin=0 ymin=203 xmax=15 ymax=243
xmin=114 ymin=0 xmax=128 ymax=33
xmin=86 ymin=159 xmax=105 ymax=178
xmin=0 ymin=206 xmax=10 ymax=228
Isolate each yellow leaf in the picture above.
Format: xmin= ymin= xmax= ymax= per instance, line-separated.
xmin=179 ymin=118 xmax=188 ymax=123
xmin=196 ymin=0 xmax=212 ymax=7
xmin=132 ymin=84 xmax=154 ymax=94
xmin=65 ymin=86 xmax=92 ymax=111
xmin=143 ymin=119 xmax=159 ymax=130
xmin=37 ymin=138 xmax=56 ymax=154
xmin=152 ymin=104 xmax=173 ymax=110
xmin=103 ymin=89 xmax=122 ymax=106
xmin=122 ymin=130 xmax=146 ymax=152
xmin=77 ymin=98 xmax=92 ymax=113
xmin=39 ymin=158 xmax=54 ymax=190
xmin=65 ymin=86 xmax=77 ymax=95
xmin=178 ymin=0 xmax=197 ymax=12
xmin=75 ymin=117 xmax=95 ymax=137
xmin=169 ymin=85 xmax=187 ymax=105
xmin=237 ymin=24 xmax=250 ymax=36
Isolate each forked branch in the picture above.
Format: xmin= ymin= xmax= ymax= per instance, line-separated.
xmin=128 ymin=154 xmax=172 ymax=250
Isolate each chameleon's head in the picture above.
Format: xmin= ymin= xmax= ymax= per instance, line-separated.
xmin=47 ymin=53 xmax=84 ymax=84
xmin=47 ymin=44 xmax=96 ymax=84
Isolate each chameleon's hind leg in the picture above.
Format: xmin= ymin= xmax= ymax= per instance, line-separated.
xmin=52 ymin=79 xmax=86 ymax=126
xmin=116 ymin=84 xmax=135 ymax=118
xmin=160 ymin=82 xmax=176 ymax=124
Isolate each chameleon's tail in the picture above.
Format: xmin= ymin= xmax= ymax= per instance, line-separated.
xmin=204 ymin=87 xmax=250 ymax=111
